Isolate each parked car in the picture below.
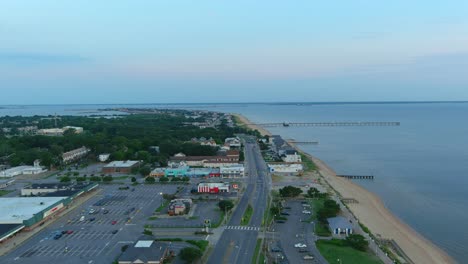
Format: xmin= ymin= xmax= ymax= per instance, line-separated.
xmin=112 ymin=230 xmax=118 ymax=234
xmin=294 ymin=243 xmax=307 ymax=248
xmin=53 ymin=234 xmax=62 ymax=240
xmin=271 ymin=247 xmax=281 ymax=252
xmin=298 ymin=248 xmax=308 ymax=253
xmin=89 ymin=217 xmax=96 ymax=221
xmin=283 ymin=206 xmax=292 ymax=209
xmin=66 ymin=230 xmax=74 ymax=235
xmin=302 ymin=210 xmax=311 ymax=214
xmin=275 ymin=220 xmax=286 ymax=223
xmin=61 ymin=230 xmax=67 ymax=234
xmin=89 ymin=209 xmax=95 ymax=214
xmin=280 ymin=212 xmax=290 ymax=216
xmin=111 ymin=220 xmax=117 ymax=225
xmin=303 ymin=255 xmax=315 ymax=260
xmin=103 ymin=210 xmax=109 ymax=214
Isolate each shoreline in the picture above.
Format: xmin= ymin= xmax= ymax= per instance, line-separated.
xmin=235 ymin=113 xmax=455 ymax=264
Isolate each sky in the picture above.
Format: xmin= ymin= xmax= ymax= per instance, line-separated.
xmin=1 ymin=1 xmax=468 ymax=104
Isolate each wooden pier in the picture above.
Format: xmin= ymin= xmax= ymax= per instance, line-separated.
xmin=286 ymin=139 xmax=319 ymax=145
xmin=250 ymin=121 xmax=400 ymax=127
xmin=337 ymin=175 xmax=374 ymax=180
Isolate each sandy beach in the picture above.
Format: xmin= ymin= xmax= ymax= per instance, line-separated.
xmin=235 ymin=113 xmax=455 ymax=264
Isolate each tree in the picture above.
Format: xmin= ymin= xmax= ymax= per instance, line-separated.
xmin=76 ymin=177 xmax=86 ymax=182
xmin=73 ymin=171 xmax=79 ymax=176
xmin=317 ymin=199 xmax=340 ymax=222
xmin=90 ymin=176 xmax=101 ymax=182
xmin=145 ymin=177 xmax=155 ymax=183
xmin=307 ymin=187 xmax=320 ymax=198
xmin=179 ymin=247 xmax=203 ymax=263
xmin=131 ymin=176 xmax=137 ymax=183
xmin=139 ymin=166 xmax=151 ymax=176
xmin=218 ymin=200 xmax=234 ymax=212
xmin=279 ymin=186 xmax=303 ymax=198
xmin=345 ymin=234 xmax=369 ymax=251
xmin=103 ymin=176 xmax=113 ymax=182
xmin=60 ymin=176 xmax=71 ymax=183
xmin=182 ymin=176 xmax=190 ymax=182
xmin=159 ymin=176 xmax=169 ymax=183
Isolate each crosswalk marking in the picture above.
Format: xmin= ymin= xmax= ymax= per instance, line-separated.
xmin=225 ymin=226 xmax=260 ymax=231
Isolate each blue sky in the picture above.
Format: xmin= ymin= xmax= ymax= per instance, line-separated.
xmin=1 ymin=1 xmax=468 ymax=104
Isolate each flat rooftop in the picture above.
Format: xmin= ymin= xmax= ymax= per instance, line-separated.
xmin=104 ymin=160 xmax=139 ymax=168
xmin=0 ymin=197 xmax=66 ymax=224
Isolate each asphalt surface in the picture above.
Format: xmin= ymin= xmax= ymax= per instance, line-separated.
xmin=0 ymin=184 xmax=178 ymax=264
xmin=207 ymin=137 xmax=271 ymax=264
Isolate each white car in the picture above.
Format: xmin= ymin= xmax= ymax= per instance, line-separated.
xmin=302 ymin=210 xmax=311 ymax=214
xmin=294 ymin=243 xmax=307 ymax=248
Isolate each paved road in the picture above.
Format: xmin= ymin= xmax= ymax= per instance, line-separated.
xmin=208 ymin=137 xmax=270 ymax=264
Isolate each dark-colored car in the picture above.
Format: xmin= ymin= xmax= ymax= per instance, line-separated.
xmin=280 ymin=212 xmax=290 ymax=216
xmin=61 ymin=230 xmax=67 ymax=234
xmin=112 ymin=230 xmax=118 ymax=234
xmin=298 ymin=248 xmax=308 ymax=253
xmin=89 ymin=217 xmax=96 ymax=221
xmin=53 ymin=234 xmax=62 ymax=240
xmin=111 ymin=220 xmax=117 ymax=225
xmin=271 ymin=247 xmax=281 ymax=252
xmin=103 ymin=210 xmax=109 ymax=214
xmin=275 ymin=220 xmax=286 ymax=223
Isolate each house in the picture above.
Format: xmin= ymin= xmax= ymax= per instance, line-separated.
xmin=118 ymin=240 xmax=172 ymax=264
xmin=327 ymin=216 xmax=353 ymax=236
xmin=102 ymin=161 xmax=141 ymax=174
xmin=62 ymin=147 xmax=90 ymax=163
xmin=98 ymin=154 xmax=111 ymax=162
xmin=225 ymin=137 xmax=241 ymax=148
xmin=282 ymin=150 xmax=302 ymax=163
xmin=192 ymin=137 xmax=217 ymax=147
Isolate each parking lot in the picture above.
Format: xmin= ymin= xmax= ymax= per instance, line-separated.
xmin=269 ymin=200 xmax=320 ymax=264
xmin=1 ymin=184 xmax=179 ymax=264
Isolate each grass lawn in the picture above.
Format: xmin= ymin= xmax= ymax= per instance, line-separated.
xmin=300 ymin=153 xmax=317 ymax=171
xmin=0 ymin=190 xmax=13 ymax=196
xmin=113 ymin=176 xmax=129 ymax=180
xmin=309 ymin=199 xmax=331 ymax=236
xmin=251 ymin=239 xmax=262 ymax=264
xmin=211 ymin=209 xmax=225 ymax=228
xmin=241 ymin=204 xmax=253 ymax=226
xmin=316 ymin=240 xmax=382 ymax=264
xmin=155 ymin=199 xmax=170 ymax=213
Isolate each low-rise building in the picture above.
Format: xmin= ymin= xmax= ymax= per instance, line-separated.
xmin=328 ymin=216 xmax=353 ymax=236
xmin=0 ymin=179 xmax=14 ymax=189
xmin=282 ymin=151 xmax=302 ymax=163
xmin=62 ymin=146 xmax=90 ymax=163
xmin=37 ymin=128 xmax=64 ymax=136
xmin=220 ymin=164 xmax=245 ymax=178
xmin=268 ymin=163 xmax=303 ymax=174
xmin=197 ymin=182 xmax=230 ymax=193
xmin=63 ymin=126 xmax=84 ymax=134
xmin=0 ymin=161 xmax=47 ymax=178
xmin=118 ymin=240 xmax=172 ymax=264
xmin=98 ymin=154 xmax=111 ymax=162
xmin=102 ymin=160 xmax=141 ymax=174
xmin=225 ymin=137 xmax=241 ymax=148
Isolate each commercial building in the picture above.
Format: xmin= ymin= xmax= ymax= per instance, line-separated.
xmin=167 ymin=199 xmax=192 ymax=216
xmin=37 ymin=126 xmax=83 ymax=136
xmin=102 ymin=160 xmax=141 ymax=174
xmin=98 ymin=153 xmax=111 ymax=162
xmin=0 ymin=183 xmax=98 ymax=243
xmin=327 ymin=216 xmax=353 ymax=236
xmin=197 ymin=182 xmax=230 ymax=193
xmin=220 ymin=164 xmax=245 ymax=178
xmin=225 ymin=137 xmax=241 ymax=148
xmin=268 ymin=163 xmax=304 ymax=174
xmin=62 ymin=146 xmax=90 ymax=163
xmin=118 ymin=240 xmax=172 ymax=264
xmin=169 ymin=150 xmax=240 ymax=168
xmin=21 ymin=183 xmax=96 ymax=197
xmin=0 ymin=160 xmax=47 ymax=178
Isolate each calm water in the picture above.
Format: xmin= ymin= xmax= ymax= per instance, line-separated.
xmin=1 ymin=102 xmax=467 ymax=262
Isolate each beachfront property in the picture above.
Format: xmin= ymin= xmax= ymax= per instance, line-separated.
xmin=102 ymin=160 xmax=141 ymax=174
xmin=62 ymin=146 xmax=90 ymax=163
xmin=268 ymin=163 xmax=303 ymax=175
xmin=327 ymin=216 xmax=354 ymax=236
xmin=282 ymin=150 xmax=302 ymax=163
xmin=0 ymin=160 xmax=47 ymax=178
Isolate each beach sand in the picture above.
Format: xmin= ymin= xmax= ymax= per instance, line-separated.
xmin=235 ymin=113 xmax=455 ymax=264
xmin=232 ymin=113 xmax=272 ymax=136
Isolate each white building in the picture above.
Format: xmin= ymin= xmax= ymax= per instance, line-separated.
xmin=62 ymin=146 xmax=90 ymax=163
xmin=225 ymin=137 xmax=241 ymax=148
xmin=283 ymin=152 xmax=302 ymax=163
xmin=98 ymin=154 xmax=111 ymax=162
xmin=268 ymin=163 xmax=303 ymax=174
xmin=220 ymin=164 xmax=245 ymax=178
xmin=0 ymin=161 xmax=47 ymax=178
xmin=197 ymin=182 xmax=230 ymax=193
xmin=63 ymin=126 xmax=84 ymax=134
xmin=37 ymin=128 xmax=64 ymax=136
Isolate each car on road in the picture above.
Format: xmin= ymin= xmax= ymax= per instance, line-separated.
xmin=275 ymin=220 xmax=286 ymax=223
xmin=79 ymin=216 xmax=85 ymax=221
xmin=271 ymin=247 xmax=281 ymax=252
xmin=298 ymin=248 xmax=308 ymax=253
xmin=112 ymin=230 xmax=118 ymax=234
xmin=303 ymin=255 xmax=315 ymax=260
xmin=302 ymin=210 xmax=311 ymax=214
xmin=111 ymin=220 xmax=117 ymax=225
xmin=283 ymin=206 xmax=292 ymax=209
xmin=294 ymin=243 xmax=307 ymax=248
